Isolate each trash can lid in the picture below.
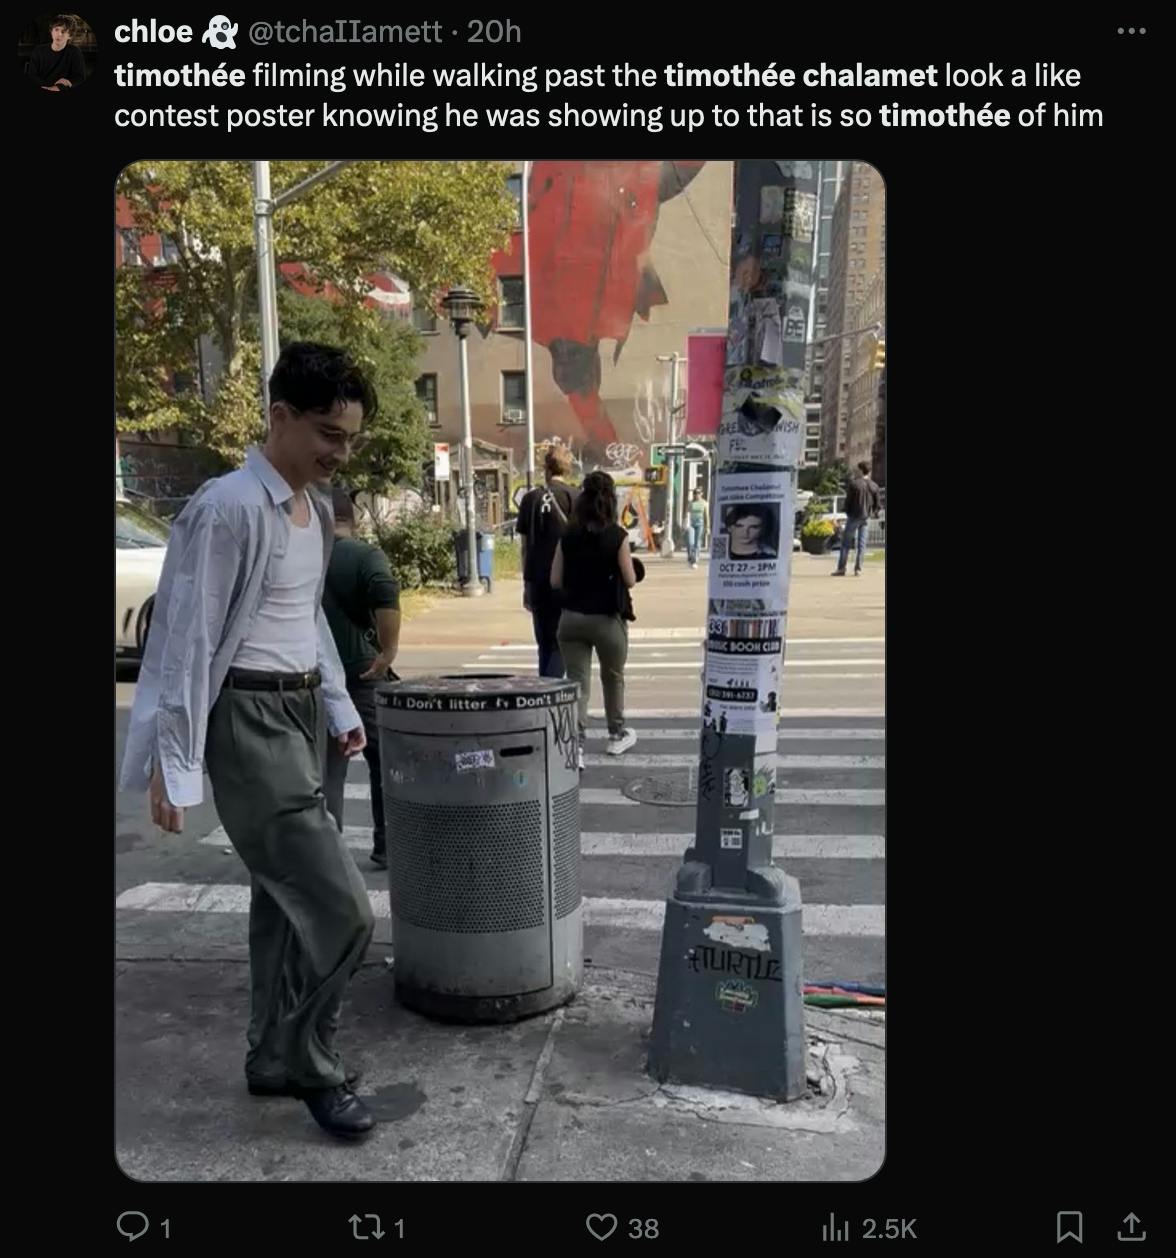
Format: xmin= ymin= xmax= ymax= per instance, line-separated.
xmin=376 ymin=673 xmax=579 ymax=711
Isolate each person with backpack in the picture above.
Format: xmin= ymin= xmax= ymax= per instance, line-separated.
xmin=552 ymin=470 xmax=640 ymax=764
xmin=832 ymin=461 xmax=882 ymax=577
xmin=516 ymin=446 xmax=576 ymax=676
xmin=321 ymin=487 xmax=401 ymax=871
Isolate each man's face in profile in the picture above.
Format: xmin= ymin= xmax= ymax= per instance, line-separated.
xmin=50 ymin=26 xmax=71 ymax=51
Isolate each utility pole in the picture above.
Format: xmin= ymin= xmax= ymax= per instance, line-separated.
xmin=521 ymin=160 xmax=536 ymax=493
xmin=252 ymin=160 xmax=356 ymax=423
xmin=649 ymin=159 xmax=818 ymax=1100
xmin=656 ymin=352 xmax=684 ymax=556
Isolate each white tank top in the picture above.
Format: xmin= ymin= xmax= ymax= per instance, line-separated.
xmin=232 ymin=505 xmax=322 ymax=672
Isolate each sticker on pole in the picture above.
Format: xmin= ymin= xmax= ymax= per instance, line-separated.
xmin=455 ymin=749 xmax=495 ymax=773
xmin=715 ymin=979 xmax=759 ymax=1014
xmin=720 ymin=828 xmax=744 ymax=849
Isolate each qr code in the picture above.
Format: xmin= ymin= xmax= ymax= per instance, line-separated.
xmin=712 ymin=535 xmax=728 ymax=559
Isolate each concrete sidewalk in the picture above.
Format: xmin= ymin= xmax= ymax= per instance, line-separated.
xmin=116 ymin=956 xmax=883 ymax=1181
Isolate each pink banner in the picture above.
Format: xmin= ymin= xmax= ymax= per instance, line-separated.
xmin=686 ymin=332 xmax=726 ymax=436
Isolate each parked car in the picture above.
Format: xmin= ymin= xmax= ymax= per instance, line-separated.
xmin=116 ymin=499 xmax=170 ymax=659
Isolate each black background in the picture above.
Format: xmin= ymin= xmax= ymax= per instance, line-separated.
xmin=17 ymin=7 xmax=1160 ymax=1247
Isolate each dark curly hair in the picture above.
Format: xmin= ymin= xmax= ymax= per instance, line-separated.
xmin=269 ymin=341 xmax=378 ymax=419
xmin=573 ymin=470 xmax=617 ymax=530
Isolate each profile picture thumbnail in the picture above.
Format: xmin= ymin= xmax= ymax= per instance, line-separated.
xmin=20 ymin=13 xmax=97 ymax=92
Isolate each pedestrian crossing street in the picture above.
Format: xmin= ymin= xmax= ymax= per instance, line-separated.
xmin=117 ymin=713 xmax=886 ymax=985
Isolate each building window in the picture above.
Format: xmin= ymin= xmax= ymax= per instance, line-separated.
xmin=501 ymin=371 xmax=527 ymax=425
xmin=498 ymin=277 xmax=524 ymax=330
xmin=412 ymin=305 xmax=438 ymax=334
xmin=160 ymin=234 xmax=182 ymax=265
xmin=119 ymin=228 xmax=145 ymax=267
xmin=416 ymin=374 xmax=439 ymax=426
xmin=506 ymin=174 xmax=523 ymax=217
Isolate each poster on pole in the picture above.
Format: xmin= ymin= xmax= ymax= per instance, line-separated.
xmin=433 ymin=443 xmax=450 ymax=480
xmin=717 ymin=367 xmax=805 ymax=465
xmin=702 ymin=611 xmax=784 ymax=735
xmin=708 ymin=471 xmax=794 ymax=604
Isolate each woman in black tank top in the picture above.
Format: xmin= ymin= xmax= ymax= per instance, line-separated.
xmin=551 ymin=471 xmax=639 ymax=764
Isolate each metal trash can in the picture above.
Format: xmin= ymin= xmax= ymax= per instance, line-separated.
xmin=453 ymin=531 xmax=494 ymax=592
xmin=376 ymin=674 xmax=582 ymax=1022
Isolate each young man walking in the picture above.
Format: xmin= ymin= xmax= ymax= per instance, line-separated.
xmin=119 ymin=342 xmax=379 ymax=1138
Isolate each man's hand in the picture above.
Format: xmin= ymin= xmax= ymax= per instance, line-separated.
xmin=523 ymin=581 xmax=533 ymax=612
xmin=358 ymin=653 xmax=396 ymax=681
xmin=42 ymin=85 xmax=60 ymax=91
xmin=337 ymin=726 xmax=366 ymax=758
xmin=149 ymin=764 xmax=185 ymax=834
xmin=54 ymin=78 xmax=72 ymax=87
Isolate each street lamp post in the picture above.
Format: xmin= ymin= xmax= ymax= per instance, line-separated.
xmin=656 ymin=353 xmax=684 ymax=556
xmin=521 ymin=160 xmax=536 ymax=493
xmin=443 ymin=287 xmax=484 ymax=599
xmin=251 ymin=159 xmax=356 ymax=423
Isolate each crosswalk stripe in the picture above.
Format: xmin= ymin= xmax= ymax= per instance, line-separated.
xmin=583 ymin=898 xmax=884 ymax=937
xmin=463 ymin=659 xmax=884 ymax=671
xmin=198 ymin=827 xmax=884 ymax=859
xmin=341 ymin=782 xmax=884 ymax=806
xmin=582 ymin=832 xmax=884 ymax=858
xmin=115 ymin=882 xmax=883 ymax=937
xmin=583 ymin=753 xmax=882 ymax=769
xmin=621 ymin=631 xmax=884 ymax=643
xmin=590 ymin=708 xmax=885 ymax=718
xmin=487 ymin=640 xmax=885 ymax=653
xmin=575 ymin=787 xmax=883 ymax=807
xmin=585 ymin=727 xmax=884 ymax=741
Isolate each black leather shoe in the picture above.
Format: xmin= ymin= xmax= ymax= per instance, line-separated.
xmin=248 ymin=1066 xmax=361 ymax=1097
xmin=296 ymin=1084 xmax=375 ymax=1137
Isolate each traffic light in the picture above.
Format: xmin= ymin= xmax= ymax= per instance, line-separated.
xmin=644 ymin=466 xmax=667 ymax=486
xmin=871 ymin=339 xmax=886 ymax=372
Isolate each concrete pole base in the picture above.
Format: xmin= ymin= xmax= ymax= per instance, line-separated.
xmin=647 ymin=884 xmax=807 ymax=1101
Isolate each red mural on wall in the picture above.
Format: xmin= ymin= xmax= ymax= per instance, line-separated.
xmin=524 ymin=160 xmax=707 ymax=458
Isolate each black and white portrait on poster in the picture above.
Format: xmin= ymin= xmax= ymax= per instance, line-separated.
xmin=708 ymin=471 xmax=794 ymax=603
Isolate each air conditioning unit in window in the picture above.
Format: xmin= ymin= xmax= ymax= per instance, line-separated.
xmin=503 ymin=408 xmax=526 ymax=425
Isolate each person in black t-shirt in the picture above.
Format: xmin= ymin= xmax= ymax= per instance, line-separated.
xmin=552 ymin=470 xmax=639 ymax=764
xmin=27 ymin=16 xmax=87 ymax=92
xmin=516 ymin=446 xmax=576 ymax=677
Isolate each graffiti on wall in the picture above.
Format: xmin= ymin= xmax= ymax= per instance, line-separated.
xmin=527 ymin=160 xmax=708 ymax=463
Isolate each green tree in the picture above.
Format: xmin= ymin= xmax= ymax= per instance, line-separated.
xmin=277 ymin=288 xmax=430 ymax=494
xmin=115 ymin=160 xmax=515 ymax=469
xmin=818 ymin=462 xmax=848 ymax=496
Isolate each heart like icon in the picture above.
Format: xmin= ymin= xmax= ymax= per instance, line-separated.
xmin=585 ymin=1214 xmax=618 ymax=1241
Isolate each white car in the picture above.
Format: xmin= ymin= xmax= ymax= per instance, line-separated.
xmin=116 ymin=500 xmax=169 ymax=658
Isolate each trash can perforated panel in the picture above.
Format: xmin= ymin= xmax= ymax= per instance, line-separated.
xmin=387 ymin=798 xmax=545 ymax=933
xmin=552 ymin=786 xmax=581 ymax=920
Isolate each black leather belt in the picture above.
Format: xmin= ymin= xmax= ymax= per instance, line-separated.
xmin=224 ymin=668 xmax=322 ymax=692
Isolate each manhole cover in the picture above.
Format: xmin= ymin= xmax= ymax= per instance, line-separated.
xmin=622 ymin=769 xmax=698 ymax=806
